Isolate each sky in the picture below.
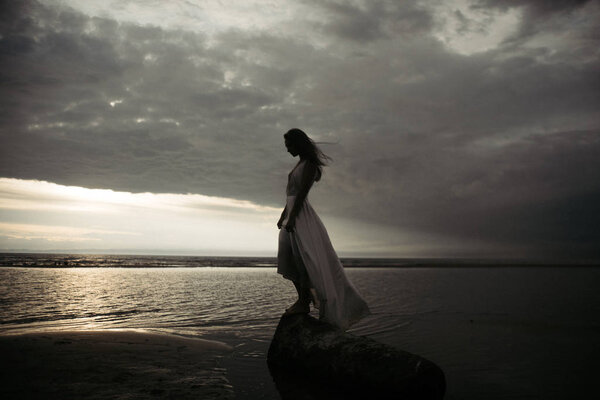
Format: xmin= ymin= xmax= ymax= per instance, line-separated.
xmin=0 ymin=0 xmax=599 ymax=260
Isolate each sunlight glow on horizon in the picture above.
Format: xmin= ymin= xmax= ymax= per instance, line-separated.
xmin=0 ymin=222 xmax=139 ymax=242
xmin=0 ymin=177 xmax=281 ymax=254
xmin=0 ymin=178 xmax=280 ymax=215
xmin=0 ymin=178 xmax=432 ymax=257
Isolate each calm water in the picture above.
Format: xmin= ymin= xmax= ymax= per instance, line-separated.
xmin=1 ymin=255 xmax=599 ymax=399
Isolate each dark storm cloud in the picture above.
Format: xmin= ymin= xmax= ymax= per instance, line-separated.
xmin=475 ymin=0 xmax=591 ymax=16
xmin=1 ymin=0 xmax=599 ymax=259
xmin=304 ymin=0 xmax=433 ymax=42
xmin=473 ymin=0 xmax=594 ymax=42
xmin=394 ymin=130 xmax=600 ymax=256
xmin=0 ymin=1 xmax=293 ymax=201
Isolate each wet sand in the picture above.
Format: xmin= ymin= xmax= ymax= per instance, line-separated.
xmin=0 ymin=330 xmax=234 ymax=399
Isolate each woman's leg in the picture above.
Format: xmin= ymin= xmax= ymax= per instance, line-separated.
xmin=284 ymin=281 xmax=310 ymax=314
xmin=293 ymin=281 xmax=310 ymax=304
xmin=279 ymin=229 xmax=311 ymax=314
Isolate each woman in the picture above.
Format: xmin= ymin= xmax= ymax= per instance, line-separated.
xmin=277 ymin=128 xmax=370 ymax=330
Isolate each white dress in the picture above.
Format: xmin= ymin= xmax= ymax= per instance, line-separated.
xmin=277 ymin=159 xmax=370 ymax=330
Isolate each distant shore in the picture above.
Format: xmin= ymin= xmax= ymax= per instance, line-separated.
xmin=0 ymin=330 xmax=234 ymax=400
xmin=1 ymin=252 xmax=598 ymax=268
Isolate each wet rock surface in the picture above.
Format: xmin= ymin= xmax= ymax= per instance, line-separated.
xmin=268 ymin=314 xmax=445 ymax=399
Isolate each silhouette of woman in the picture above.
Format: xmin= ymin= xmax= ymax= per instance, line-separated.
xmin=277 ymin=128 xmax=370 ymax=330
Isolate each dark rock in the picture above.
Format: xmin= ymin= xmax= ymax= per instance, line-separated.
xmin=267 ymin=314 xmax=445 ymax=399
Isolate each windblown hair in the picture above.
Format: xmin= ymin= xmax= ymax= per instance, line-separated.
xmin=284 ymin=128 xmax=331 ymax=182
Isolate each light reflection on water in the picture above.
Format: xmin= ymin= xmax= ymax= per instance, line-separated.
xmin=1 ymin=266 xmax=599 ymax=399
xmin=0 ymin=267 xmax=295 ymax=339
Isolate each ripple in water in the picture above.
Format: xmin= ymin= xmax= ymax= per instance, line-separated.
xmin=1 ymin=264 xmax=599 ymax=399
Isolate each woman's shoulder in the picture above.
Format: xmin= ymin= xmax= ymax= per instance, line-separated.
xmin=301 ymin=159 xmax=318 ymax=170
xmin=302 ymin=158 xmax=318 ymax=166
xmin=300 ymin=159 xmax=320 ymax=180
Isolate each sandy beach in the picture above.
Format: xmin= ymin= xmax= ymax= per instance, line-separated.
xmin=0 ymin=330 xmax=234 ymax=399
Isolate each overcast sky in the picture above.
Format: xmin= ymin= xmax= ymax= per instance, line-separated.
xmin=1 ymin=0 xmax=599 ymax=260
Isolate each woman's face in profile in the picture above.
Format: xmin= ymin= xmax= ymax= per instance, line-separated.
xmin=285 ymin=138 xmax=299 ymax=157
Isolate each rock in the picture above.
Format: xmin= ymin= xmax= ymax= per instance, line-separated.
xmin=267 ymin=314 xmax=445 ymax=399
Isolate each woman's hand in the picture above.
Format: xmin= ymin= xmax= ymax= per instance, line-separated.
xmin=277 ymin=206 xmax=287 ymax=229
xmin=285 ymin=215 xmax=296 ymax=232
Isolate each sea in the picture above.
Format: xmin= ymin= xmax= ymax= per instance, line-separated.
xmin=1 ymin=253 xmax=599 ymax=399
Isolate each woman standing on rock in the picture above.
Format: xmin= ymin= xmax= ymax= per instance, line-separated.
xmin=277 ymin=128 xmax=370 ymax=330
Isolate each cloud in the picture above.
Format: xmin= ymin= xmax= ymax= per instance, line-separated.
xmin=0 ymin=2 xmax=293 ymax=201
xmin=304 ymin=0 xmax=433 ymax=42
xmin=1 ymin=0 xmax=599 ymax=259
xmin=474 ymin=0 xmax=591 ymax=17
xmin=473 ymin=0 xmax=597 ymax=46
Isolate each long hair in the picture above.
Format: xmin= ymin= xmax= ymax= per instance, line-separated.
xmin=284 ymin=128 xmax=332 ymax=182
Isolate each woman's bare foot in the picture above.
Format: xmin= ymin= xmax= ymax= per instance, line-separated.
xmin=284 ymin=299 xmax=310 ymax=315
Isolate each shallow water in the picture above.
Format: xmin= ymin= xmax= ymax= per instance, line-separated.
xmin=1 ymin=263 xmax=599 ymax=399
